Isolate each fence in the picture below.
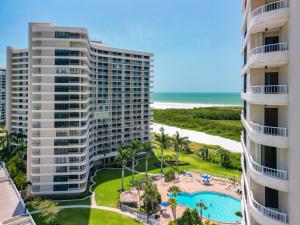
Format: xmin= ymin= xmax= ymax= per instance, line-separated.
xmin=120 ymin=204 xmax=160 ymax=225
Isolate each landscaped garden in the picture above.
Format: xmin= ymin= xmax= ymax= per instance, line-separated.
xmin=1 ymin=123 xmax=242 ymax=225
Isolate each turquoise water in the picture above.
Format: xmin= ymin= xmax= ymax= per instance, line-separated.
xmin=170 ymin=191 xmax=242 ymax=223
xmin=153 ymin=92 xmax=242 ymax=105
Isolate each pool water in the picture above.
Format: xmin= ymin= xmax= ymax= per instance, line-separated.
xmin=170 ymin=191 xmax=242 ymax=223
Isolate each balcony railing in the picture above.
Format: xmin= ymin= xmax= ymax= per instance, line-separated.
xmin=249 ymin=85 xmax=288 ymax=94
xmin=249 ymin=121 xmax=288 ymax=137
xmin=250 ymin=192 xmax=288 ymax=223
xmin=251 ymin=43 xmax=288 ymax=55
xmin=252 ymin=0 xmax=289 ymax=17
xmin=241 ymin=133 xmax=288 ymax=180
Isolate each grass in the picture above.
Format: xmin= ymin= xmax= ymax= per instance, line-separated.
xmin=92 ymin=169 xmax=144 ymax=208
xmin=33 ymin=208 xmax=142 ymax=225
xmin=136 ymin=148 xmax=241 ymax=180
xmin=153 ymin=107 xmax=243 ymax=141
xmin=56 ymin=197 xmax=91 ymax=206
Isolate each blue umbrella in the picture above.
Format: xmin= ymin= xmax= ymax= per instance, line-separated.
xmin=201 ymin=175 xmax=211 ymax=180
xmin=161 ymin=201 xmax=168 ymax=207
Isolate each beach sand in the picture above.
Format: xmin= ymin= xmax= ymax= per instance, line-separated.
xmin=152 ymin=102 xmax=241 ymax=109
xmin=152 ymin=123 xmax=242 ymax=153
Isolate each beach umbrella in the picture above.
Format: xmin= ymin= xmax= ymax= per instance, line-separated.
xmin=201 ymin=174 xmax=211 ymax=180
xmin=161 ymin=201 xmax=168 ymax=207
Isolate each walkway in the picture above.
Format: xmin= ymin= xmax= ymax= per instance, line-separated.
xmin=152 ymin=123 xmax=242 ymax=153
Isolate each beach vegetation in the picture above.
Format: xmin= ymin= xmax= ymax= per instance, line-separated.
xmin=153 ymin=107 xmax=243 ymax=141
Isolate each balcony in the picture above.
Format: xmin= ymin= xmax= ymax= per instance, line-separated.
xmin=242 ymin=174 xmax=288 ymax=225
xmin=250 ymin=192 xmax=288 ymax=225
xmin=241 ymin=85 xmax=288 ymax=105
xmin=250 ymin=0 xmax=289 ymax=33
xmin=241 ymin=114 xmax=288 ymax=148
xmin=241 ymin=134 xmax=288 ymax=191
xmin=242 ymin=43 xmax=288 ymax=74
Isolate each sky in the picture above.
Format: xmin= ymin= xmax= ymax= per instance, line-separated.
xmin=0 ymin=0 xmax=243 ymax=92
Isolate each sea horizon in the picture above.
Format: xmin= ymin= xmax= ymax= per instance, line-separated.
xmin=152 ymin=92 xmax=242 ymax=106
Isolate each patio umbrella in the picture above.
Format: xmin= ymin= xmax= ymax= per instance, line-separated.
xmin=201 ymin=174 xmax=211 ymax=180
xmin=161 ymin=201 xmax=168 ymax=207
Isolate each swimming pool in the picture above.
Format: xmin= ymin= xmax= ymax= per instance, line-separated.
xmin=170 ymin=191 xmax=241 ymax=223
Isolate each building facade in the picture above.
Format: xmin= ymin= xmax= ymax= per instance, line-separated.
xmin=6 ymin=23 xmax=153 ymax=195
xmin=241 ymin=0 xmax=300 ymax=225
xmin=0 ymin=67 xmax=6 ymax=123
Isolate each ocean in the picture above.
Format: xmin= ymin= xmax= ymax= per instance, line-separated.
xmin=152 ymin=92 xmax=242 ymax=106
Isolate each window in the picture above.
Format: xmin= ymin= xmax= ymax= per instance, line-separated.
xmin=56 ymin=166 xmax=67 ymax=173
xmin=54 ymin=175 xmax=68 ymax=182
xmin=55 ymin=32 xmax=69 ymax=39
xmin=53 ymin=184 xmax=68 ymax=191
xmin=55 ymin=59 xmax=69 ymax=65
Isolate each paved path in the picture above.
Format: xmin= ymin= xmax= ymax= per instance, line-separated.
xmin=152 ymin=123 xmax=242 ymax=153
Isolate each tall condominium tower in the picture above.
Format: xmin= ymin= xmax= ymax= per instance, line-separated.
xmin=241 ymin=0 xmax=300 ymax=225
xmin=0 ymin=67 xmax=6 ymax=123
xmin=6 ymin=23 xmax=153 ymax=195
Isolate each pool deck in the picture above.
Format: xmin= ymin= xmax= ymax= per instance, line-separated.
xmin=154 ymin=171 xmax=242 ymax=225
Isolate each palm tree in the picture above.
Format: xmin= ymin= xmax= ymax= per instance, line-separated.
xmin=0 ymin=130 xmax=17 ymax=153
xmin=142 ymin=141 xmax=153 ymax=178
xmin=141 ymin=181 xmax=162 ymax=219
xmin=172 ymin=131 xmax=188 ymax=168
xmin=154 ymin=127 xmax=171 ymax=179
xmin=168 ymin=197 xmax=178 ymax=223
xmin=196 ymin=201 xmax=208 ymax=224
xmin=115 ymin=145 xmax=130 ymax=192
xmin=128 ymin=140 xmax=141 ymax=185
xmin=132 ymin=178 xmax=144 ymax=209
xmin=15 ymin=137 xmax=26 ymax=157
xmin=168 ymin=185 xmax=181 ymax=198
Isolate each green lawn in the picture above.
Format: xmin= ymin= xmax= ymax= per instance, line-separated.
xmin=153 ymin=107 xmax=243 ymax=141
xmin=33 ymin=208 xmax=142 ymax=225
xmin=56 ymin=197 xmax=91 ymax=206
xmin=136 ymin=148 xmax=241 ymax=180
xmin=92 ymin=169 xmax=144 ymax=207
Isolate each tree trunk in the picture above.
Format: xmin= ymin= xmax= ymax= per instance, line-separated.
xmin=176 ymin=149 xmax=179 ymax=169
xmin=121 ymin=165 xmax=125 ymax=192
xmin=200 ymin=208 xmax=203 ymax=224
xmin=160 ymin=148 xmax=163 ymax=180
xmin=145 ymin=154 xmax=148 ymax=178
xmin=131 ymin=156 xmax=135 ymax=185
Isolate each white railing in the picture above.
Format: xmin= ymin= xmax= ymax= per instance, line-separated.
xmin=250 ymin=192 xmax=288 ymax=223
xmin=241 ymin=134 xmax=288 ymax=180
xmin=252 ymin=0 xmax=289 ymax=17
xmin=249 ymin=85 xmax=288 ymax=94
xmin=249 ymin=121 xmax=288 ymax=137
xmin=251 ymin=158 xmax=288 ymax=180
xmin=251 ymin=42 xmax=288 ymax=55
xmin=120 ymin=204 xmax=159 ymax=225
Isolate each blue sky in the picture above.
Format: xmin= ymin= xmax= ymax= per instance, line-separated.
xmin=0 ymin=0 xmax=242 ymax=92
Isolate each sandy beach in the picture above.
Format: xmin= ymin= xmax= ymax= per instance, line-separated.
xmin=152 ymin=102 xmax=242 ymax=109
xmin=152 ymin=123 xmax=242 ymax=153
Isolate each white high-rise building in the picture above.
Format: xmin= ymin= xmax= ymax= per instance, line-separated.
xmin=0 ymin=67 xmax=6 ymax=123
xmin=241 ymin=0 xmax=300 ymax=225
xmin=6 ymin=22 xmax=153 ymax=195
